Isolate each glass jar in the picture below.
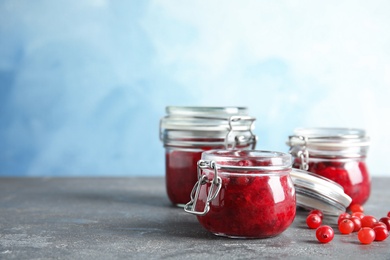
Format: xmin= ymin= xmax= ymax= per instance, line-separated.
xmin=160 ymin=107 xmax=257 ymax=206
xmin=287 ymin=127 xmax=371 ymax=206
xmin=184 ymin=150 xmax=296 ymax=238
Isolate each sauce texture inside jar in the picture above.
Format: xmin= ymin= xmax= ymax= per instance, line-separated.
xmin=166 ymin=147 xmax=215 ymax=206
xmin=294 ymin=157 xmax=370 ymax=205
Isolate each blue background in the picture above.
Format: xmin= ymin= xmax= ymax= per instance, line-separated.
xmin=1 ymin=1 xmax=390 ymax=176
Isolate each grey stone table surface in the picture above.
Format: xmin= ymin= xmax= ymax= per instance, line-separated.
xmin=0 ymin=177 xmax=389 ymax=260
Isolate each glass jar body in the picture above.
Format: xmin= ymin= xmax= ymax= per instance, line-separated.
xmin=293 ymin=156 xmax=370 ymax=205
xmin=187 ymin=150 xmax=296 ymax=238
xmin=195 ymin=170 xmax=296 ymax=238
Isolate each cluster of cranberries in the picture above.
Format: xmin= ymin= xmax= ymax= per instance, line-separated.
xmin=306 ymin=205 xmax=390 ymax=244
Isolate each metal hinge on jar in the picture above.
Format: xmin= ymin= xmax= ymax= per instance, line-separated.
xmin=288 ymin=135 xmax=309 ymax=171
xmin=225 ymin=116 xmax=257 ymax=149
xmin=184 ymin=160 xmax=222 ymax=216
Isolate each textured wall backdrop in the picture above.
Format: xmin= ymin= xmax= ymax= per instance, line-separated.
xmin=1 ymin=0 xmax=390 ymax=176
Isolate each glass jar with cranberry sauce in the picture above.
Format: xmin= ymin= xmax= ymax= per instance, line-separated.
xmin=160 ymin=107 xmax=257 ymax=207
xmin=184 ymin=150 xmax=296 ymax=238
xmin=287 ymin=128 xmax=371 ymax=206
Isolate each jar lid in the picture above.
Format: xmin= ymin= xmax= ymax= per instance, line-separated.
xmin=290 ymin=169 xmax=352 ymax=216
xmin=287 ymin=127 xmax=370 ymax=148
xmin=161 ymin=106 xmax=253 ymax=132
xmin=166 ymin=106 xmax=248 ymax=116
xmin=160 ymin=106 xmax=257 ymax=148
xmin=287 ymin=127 xmax=370 ymax=158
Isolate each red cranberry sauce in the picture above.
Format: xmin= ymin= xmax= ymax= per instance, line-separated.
xmin=195 ymin=158 xmax=296 ymax=238
xmin=294 ymin=157 xmax=370 ymax=205
xmin=165 ymin=149 xmax=205 ymax=205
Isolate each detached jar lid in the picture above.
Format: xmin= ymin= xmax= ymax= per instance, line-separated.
xmin=160 ymin=106 xmax=257 ymax=148
xmin=290 ymin=169 xmax=352 ymax=216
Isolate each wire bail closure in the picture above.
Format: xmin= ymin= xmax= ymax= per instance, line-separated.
xmin=225 ymin=116 xmax=257 ymax=149
xmin=184 ymin=160 xmax=222 ymax=216
xmin=288 ymin=135 xmax=309 ymax=170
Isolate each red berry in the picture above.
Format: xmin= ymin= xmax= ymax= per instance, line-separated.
xmin=316 ymin=225 xmax=334 ymax=243
xmin=306 ymin=213 xmax=322 ymax=229
xmin=358 ymin=227 xmax=376 ymax=244
xmin=352 ymin=212 xmax=365 ymax=219
xmin=373 ymin=226 xmax=388 ymax=241
xmin=309 ymin=209 xmax=324 ymax=220
xmin=339 ymin=219 xmax=354 ymax=234
xmin=379 ymin=217 xmax=390 ymax=231
xmin=388 ymin=211 xmax=390 ymax=218
xmin=338 ymin=212 xmax=351 ymax=225
xmin=361 ymin=215 xmax=377 ymax=228
xmin=349 ymin=216 xmax=362 ymax=232
xmin=349 ymin=203 xmax=364 ymax=213
xmin=373 ymin=222 xmax=387 ymax=229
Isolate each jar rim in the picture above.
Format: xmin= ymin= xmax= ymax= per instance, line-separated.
xmin=201 ymin=149 xmax=292 ymax=170
xmin=166 ymin=106 xmax=248 ymax=116
xmin=294 ymin=127 xmax=366 ymax=138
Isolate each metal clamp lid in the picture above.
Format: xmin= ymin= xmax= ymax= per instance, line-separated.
xmin=160 ymin=115 xmax=257 ymax=149
xmin=290 ymin=169 xmax=352 ymax=216
xmin=287 ymin=128 xmax=370 ymax=162
xmin=286 ymin=128 xmax=371 ymax=148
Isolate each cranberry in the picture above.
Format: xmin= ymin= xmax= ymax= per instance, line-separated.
xmin=373 ymin=222 xmax=387 ymax=229
xmin=358 ymin=227 xmax=376 ymax=244
xmin=306 ymin=213 xmax=322 ymax=229
xmin=309 ymin=209 xmax=323 ymax=220
xmin=352 ymin=212 xmax=365 ymax=219
xmin=361 ymin=215 xmax=377 ymax=228
xmin=316 ymin=225 xmax=334 ymax=243
xmin=349 ymin=216 xmax=362 ymax=232
xmin=373 ymin=226 xmax=389 ymax=241
xmin=379 ymin=217 xmax=390 ymax=231
xmin=349 ymin=203 xmax=364 ymax=213
xmin=339 ymin=219 xmax=354 ymax=234
xmin=338 ymin=213 xmax=351 ymax=225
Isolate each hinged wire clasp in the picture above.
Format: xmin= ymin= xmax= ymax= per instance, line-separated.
xmin=225 ymin=116 xmax=257 ymax=149
xmin=297 ymin=149 xmax=309 ymax=170
xmin=184 ymin=160 xmax=222 ymax=216
xmin=288 ymin=135 xmax=309 ymax=171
